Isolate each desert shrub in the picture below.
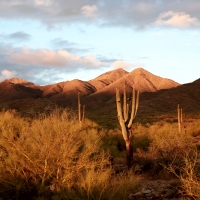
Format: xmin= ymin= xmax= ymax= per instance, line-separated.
xmin=0 ymin=109 xmax=139 ymax=199
xmin=102 ymin=128 xmax=126 ymax=157
xmin=167 ymin=149 xmax=200 ymax=199
xmin=132 ymin=123 xmax=152 ymax=152
xmin=135 ymin=123 xmax=196 ymax=176
xmin=183 ymin=119 xmax=200 ymax=137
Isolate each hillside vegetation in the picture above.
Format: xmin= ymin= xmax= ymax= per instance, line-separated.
xmin=0 ymin=109 xmax=200 ymax=199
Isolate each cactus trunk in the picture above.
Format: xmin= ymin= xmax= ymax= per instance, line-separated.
xmin=116 ymin=85 xmax=139 ymax=169
xmin=125 ymin=131 xmax=134 ymax=169
xmin=178 ymin=104 xmax=182 ymax=133
xmin=78 ymin=92 xmax=85 ymax=127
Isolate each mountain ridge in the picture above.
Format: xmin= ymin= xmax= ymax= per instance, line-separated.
xmin=1 ymin=67 xmax=200 ymax=128
xmin=0 ymin=68 xmax=180 ymax=103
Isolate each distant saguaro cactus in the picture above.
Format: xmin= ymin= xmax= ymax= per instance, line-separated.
xmin=78 ymin=92 xmax=85 ymax=126
xmin=116 ymin=84 xmax=139 ymax=169
xmin=178 ymin=104 xmax=182 ymax=133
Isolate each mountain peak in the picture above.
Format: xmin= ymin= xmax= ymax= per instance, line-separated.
xmin=8 ymin=78 xmax=35 ymax=86
xmin=93 ymin=68 xmax=128 ymax=81
xmin=9 ymin=78 xmax=29 ymax=84
xmin=131 ymin=67 xmax=152 ymax=75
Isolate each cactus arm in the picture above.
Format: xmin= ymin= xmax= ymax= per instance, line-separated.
xmin=128 ymin=89 xmax=139 ymax=128
xmin=123 ymin=84 xmax=129 ymax=122
xmin=116 ymin=88 xmax=128 ymax=141
xmin=134 ymin=90 xmax=139 ymax=117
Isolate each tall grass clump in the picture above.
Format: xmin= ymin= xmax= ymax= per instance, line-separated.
xmin=135 ymin=122 xmax=196 ymax=177
xmin=0 ymin=109 xmax=139 ymax=200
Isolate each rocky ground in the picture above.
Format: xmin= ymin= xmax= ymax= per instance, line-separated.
xmin=113 ymin=159 xmax=184 ymax=200
xmin=128 ymin=178 xmax=182 ymax=200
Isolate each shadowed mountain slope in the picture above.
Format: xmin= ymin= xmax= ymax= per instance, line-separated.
xmin=41 ymin=79 xmax=96 ymax=100
xmin=139 ymin=78 xmax=200 ymax=115
xmin=84 ymin=78 xmax=200 ymax=127
xmin=0 ymin=80 xmax=42 ymax=104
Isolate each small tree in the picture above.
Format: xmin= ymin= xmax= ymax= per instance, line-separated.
xmin=116 ymin=84 xmax=139 ymax=169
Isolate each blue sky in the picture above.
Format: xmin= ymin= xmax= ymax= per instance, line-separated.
xmin=0 ymin=0 xmax=200 ymax=85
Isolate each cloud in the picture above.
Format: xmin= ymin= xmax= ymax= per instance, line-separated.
xmin=50 ymin=38 xmax=76 ymax=48
xmin=81 ymin=5 xmax=98 ymax=18
xmin=34 ymin=0 xmax=52 ymax=6
xmin=9 ymin=48 xmax=105 ymax=68
xmin=1 ymin=70 xmax=17 ymax=79
xmin=49 ymin=38 xmax=90 ymax=54
xmin=155 ymin=11 xmax=200 ymax=28
xmin=112 ymin=60 xmax=145 ymax=71
xmin=0 ymin=44 xmax=111 ymax=85
xmin=112 ymin=60 xmax=132 ymax=70
xmin=1 ymin=31 xmax=31 ymax=42
xmin=0 ymin=0 xmax=200 ymax=29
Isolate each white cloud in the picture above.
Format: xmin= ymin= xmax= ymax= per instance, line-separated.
xmin=155 ymin=11 xmax=200 ymax=28
xmin=112 ymin=61 xmax=145 ymax=71
xmin=34 ymin=0 xmax=52 ymax=6
xmin=112 ymin=60 xmax=133 ymax=70
xmin=9 ymin=48 xmax=105 ymax=68
xmin=0 ymin=0 xmax=200 ymax=29
xmin=1 ymin=70 xmax=17 ymax=79
xmin=81 ymin=5 xmax=98 ymax=18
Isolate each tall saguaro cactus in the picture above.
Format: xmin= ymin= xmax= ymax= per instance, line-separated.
xmin=116 ymin=85 xmax=139 ymax=168
xmin=178 ymin=104 xmax=182 ymax=133
xmin=78 ymin=92 xmax=85 ymax=126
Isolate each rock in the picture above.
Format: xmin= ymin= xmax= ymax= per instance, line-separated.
xmin=128 ymin=192 xmax=143 ymax=199
xmin=142 ymin=189 xmax=152 ymax=194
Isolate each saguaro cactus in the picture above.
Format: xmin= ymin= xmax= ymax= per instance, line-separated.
xmin=78 ymin=92 xmax=85 ymax=126
xmin=178 ymin=104 xmax=182 ymax=133
xmin=116 ymin=85 xmax=139 ymax=169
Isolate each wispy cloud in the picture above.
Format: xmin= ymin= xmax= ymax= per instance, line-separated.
xmin=0 ymin=0 xmax=200 ymax=29
xmin=1 ymin=70 xmax=17 ymax=80
xmin=50 ymin=38 xmax=76 ymax=48
xmin=155 ymin=11 xmax=200 ymax=28
xmin=112 ymin=60 xmax=145 ymax=71
xmin=0 ymin=45 xmax=110 ymax=85
xmin=81 ymin=5 xmax=98 ymax=18
xmin=0 ymin=31 xmax=31 ymax=41
xmin=9 ymin=48 xmax=106 ymax=68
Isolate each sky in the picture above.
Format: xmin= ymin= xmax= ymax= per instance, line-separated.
xmin=0 ymin=0 xmax=200 ymax=85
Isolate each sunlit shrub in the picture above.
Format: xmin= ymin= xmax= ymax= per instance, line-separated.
xmin=0 ymin=109 xmax=139 ymax=199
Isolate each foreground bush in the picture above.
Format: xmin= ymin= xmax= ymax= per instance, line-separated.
xmin=0 ymin=109 xmax=139 ymax=199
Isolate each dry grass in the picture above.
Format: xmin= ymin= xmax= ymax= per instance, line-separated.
xmin=1 ymin=109 xmax=200 ymax=199
xmin=0 ymin=109 xmax=139 ymax=200
xmin=167 ymin=149 xmax=200 ymax=199
xmin=130 ymin=121 xmax=200 ymax=199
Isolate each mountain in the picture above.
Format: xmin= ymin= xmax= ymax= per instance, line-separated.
xmin=139 ymin=77 xmax=200 ymax=116
xmin=91 ymin=68 xmax=179 ymax=95
xmin=0 ymin=68 xmax=185 ymax=123
xmin=8 ymin=78 xmax=36 ymax=87
xmin=88 ymin=68 xmax=128 ymax=90
xmin=0 ymin=80 xmax=42 ymax=104
xmin=41 ymin=79 xmax=96 ymax=100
